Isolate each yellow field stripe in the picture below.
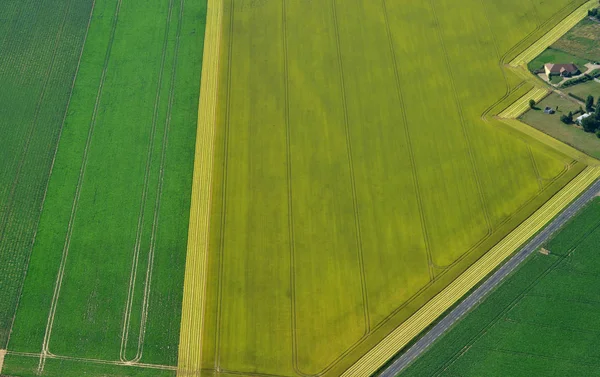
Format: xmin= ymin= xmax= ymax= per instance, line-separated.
xmin=343 ymin=166 xmax=600 ymax=376
xmin=497 ymin=87 xmax=548 ymax=119
xmin=510 ymin=0 xmax=597 ymax=67
xmin=176 ymin=0 xmax=223 ymax=376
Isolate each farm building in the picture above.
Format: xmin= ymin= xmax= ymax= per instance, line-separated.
xmin=544 ymin=63 xmax=580 ymax=77
xmin=576 ymin=112 xmax=592 ymax=125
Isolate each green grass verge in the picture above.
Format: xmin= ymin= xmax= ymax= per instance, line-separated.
xmin=0 ymin=0 xmax=93 ymax=347
xmin=4 ymin=0 xmax=206 ymax=371
xmin=400 ymin=198 xmax=600 ymax=377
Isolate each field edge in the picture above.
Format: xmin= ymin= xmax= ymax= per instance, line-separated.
xmin=176 ymin=0 xmax=221 ymax=375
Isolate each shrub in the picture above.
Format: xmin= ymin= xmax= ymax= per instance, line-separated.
xmin=561 ymin=74 xmax=592 ymax=88
xmin=582 ymin=116 xmax=600 ymax=132
xmin=589 ymin=69 xmax=600 ymax=78
xmin=569 ymin=93 xmax=585 ymax=102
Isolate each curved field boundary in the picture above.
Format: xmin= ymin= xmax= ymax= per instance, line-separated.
xmin=176 ymin=0 xmax=223 ymax=375
xmin=342 ymin=166 xmax=600 ymax=377
xmin=509 ymin=0 xmax=597 ymax=67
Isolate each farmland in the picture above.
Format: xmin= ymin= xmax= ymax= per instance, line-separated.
xmin=553 ymin=17 xmax=600 ymax=62
xmin=400 ymin=198 xmax=600 ymax=377
xmin=0 ymin=0 xmax=93 ymax=346
xmin=1 ymin=0 xmax=206 ymax=376
xmin=191 ymin=0 xmax=588 ymax=376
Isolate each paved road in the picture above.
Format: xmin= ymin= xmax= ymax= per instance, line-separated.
xmin=379 ymin=178 xmax=600 ymax=377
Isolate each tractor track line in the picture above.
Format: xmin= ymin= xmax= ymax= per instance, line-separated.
xmin=38 ymin=0 xmax=123 ymax=372
xmin=130 ymin=0 xmax=187 ymax=364
xmin=429 ymin=0 xmax=493 ymax=239
xmin=382 ymin=0 xmax=434 ymax=281
xmin=119 ymin=0 xmax=176 ymax=362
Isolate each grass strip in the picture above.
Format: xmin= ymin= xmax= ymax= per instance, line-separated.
xmin=176 ymin=0 xmax=223 ymax=375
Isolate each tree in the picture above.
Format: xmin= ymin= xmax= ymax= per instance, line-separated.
xmin=529 ymin=99 xmax=536 ymax=109
xmin=586 ymin=95 xmax=594 ymax=112
xmin=561 ymin=114 xmax=571 ymax=124
xmin=581 ymin=116 xmax=600 ymax=133
xmin=597 ymin=128 xmax=600 ymax=139
xmin=595 ymin=102 xmax=600 ymax=118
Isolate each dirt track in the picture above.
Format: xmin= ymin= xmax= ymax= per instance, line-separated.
xmin=0 ymin=349 xmax=6 ymax=373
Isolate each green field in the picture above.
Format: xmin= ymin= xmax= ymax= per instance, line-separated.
xmin=400 ymin=197 xmax=600 ymax=377
xmin=199 ymin=0 xmax=586 ymax=376
xmin=521 ymin=92 xmax=600 ymax=158
xmin=527 ymin=47 xmax=590 ymax=72
xmin=553 ymin=17 xmax=600 ymax=62
xmin=0 ymin=0 xmax=93 ymax=346
xmin=2 ymin=0 xmax=206 ymax=376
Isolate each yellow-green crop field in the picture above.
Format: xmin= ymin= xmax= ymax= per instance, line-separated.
xmin=187 ymin=0 xmax=592 ymax=376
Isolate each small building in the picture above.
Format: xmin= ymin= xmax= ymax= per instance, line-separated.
xmin=576 ymin=112 xmax=592 ymax=125
xmin=544 ymin=63 xmax=580 ymax=77
xmin=544 ymin=106 xmax=555 ymax=114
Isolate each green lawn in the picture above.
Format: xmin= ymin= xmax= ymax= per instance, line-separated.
xmin=3 ymin=0 xmax=206 ymax=376
xmin=550 ymin=74 xmax=565 ymax=84
xmin=199 ymin=0 xmax=586 ymax=376
xmin=553 ymin=17 xmax=600 ymax=62
xmin=527 ymin=47 xmax=590 ymax=72
xmin=568 ymin=78 xmax=600 ymax=100
xmin=400 ymin=198 xmax=600 ymax=377
xmin=0 ymin=0 xmax=93 ymax=347
xmin=520 ymin=92 xmax=600 ymax=159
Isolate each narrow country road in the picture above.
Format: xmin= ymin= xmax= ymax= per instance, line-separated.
xmin=379 ymin=178 xmax=600 ymax=377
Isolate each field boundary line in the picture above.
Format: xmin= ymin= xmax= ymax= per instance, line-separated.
xmin=6 ymin=350 xmax=176 ymax=371
xmin=509 ymin=0 xmax=597 ymax=67
xmin=381 ymin=0 xmax=433 ymax=281
xmin=3 ymin=0 xmax=97 ymax=351
xmin=0 ymin=0 xmax=74 ymax=244
xmin=213 ymin=0 xmax=233 ymax=370
xmin=282 ymin=0 xmax=299 ymax=372
xmin=37 ymin=0 xmax=124 ymax=372
xmin=342 ymin=166 xmax=600 ymax=376
xmin=176 ymin=0 xmax=223 ymax=374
